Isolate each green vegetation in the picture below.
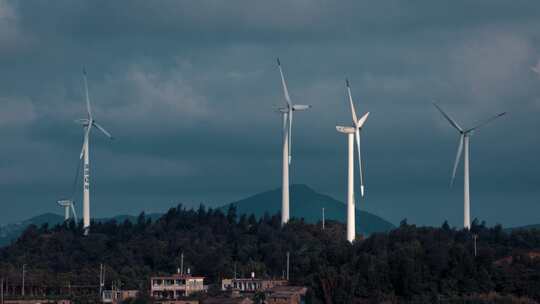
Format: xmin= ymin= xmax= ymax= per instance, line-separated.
xmin=1 ymin=205 xmax=540 ymax=303
xmin=0 ymin=184 xmax=393 ymax=247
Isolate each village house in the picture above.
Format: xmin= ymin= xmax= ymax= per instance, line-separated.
xmin=265 ymin=286 xmax=307 ymax=304
xmin=201 ymin=296 xmax=254 ymax=304
xmin=1 ymin=300 xmax=71 ymax=304
xmin=221 ymin=277 xmax=287 ymax=293
xmin=102 ymin=289 xmax=139 ymax=303
xmin=150 ymin=273 xmax=206 ymax=301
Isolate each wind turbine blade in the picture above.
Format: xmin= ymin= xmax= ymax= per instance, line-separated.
xmin=70 ymin=203 xmax=78 ymax=223
xmin=356 ymin=112 xmax=370 ymax=129
xmin=466 ymin=112 xmax=506 ymax=132
xmin=82 ymin=68 xmax=93 ymax=119
xmin=451 ymin=134 xmax=464 ymax=187
xmin=433 ymin=103 xmax=463 ymax=132
xmin=79 ymin=139 xmax=86 ymax=159
xmin=277 ymin=58 xmax=292 ymax=107
xmin=288 ymin=110 xmax=293 ymax=164
xmin=355 ymin=129 xmax=365 ymax=197
xmin=80 ymin=125 xmax=92 ymax=159
xmin=93 ymin=122 xmax=113 ymax=139
xmin=346 ymin=79 xmax=358 ymax=124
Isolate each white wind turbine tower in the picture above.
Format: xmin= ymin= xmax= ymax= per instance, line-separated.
xmin=276 ymin=58 xmax=311 ymax=225
xmin=336 ymin=80 xmax=369 ymax=243
xmin=76 ymin=68 xmax=114 ymax=235
xmin=57 ymin=200 xmax=78 ymax=222
xmin=434 ymin=103 xmax=505 ymax=230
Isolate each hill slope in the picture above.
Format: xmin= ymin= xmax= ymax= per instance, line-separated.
xmin=0 ymin=213 xmax=161 ymax=247
xmin=223 ymin=184 xmax=394 ymax=234
xmin=0 ymin=185 xmax=394 ymax=246
xmin=1 ymin=205 xmax=539 ymax=302
xmin=505 ymin=224 xmax=540 ymax=232
xmin=0 ymin=213 xmax=64 ymax=246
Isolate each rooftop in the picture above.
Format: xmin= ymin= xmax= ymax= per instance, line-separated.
xmin=151 ymin=274 xmax=205 ymax=280
xmin=202 ymin=297 xmax=253 ymax=304
xmin=266 ymin=286 xmax=308 ymax=298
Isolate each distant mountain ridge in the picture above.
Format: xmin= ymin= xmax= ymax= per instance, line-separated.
xmin=0 ymin=213 xmax=161 ymax=247
xmin=505 ymin=224 xmax=540 ymax=232
xmin=0 ymin=213 xmax=64 ymax=246
xmin=222 ymin=184 xmax=395 ymax=235
xmin=0 ymin=184 xmax=395 ymax=247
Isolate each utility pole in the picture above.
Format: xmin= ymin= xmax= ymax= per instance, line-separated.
xmin=1 ymin=277 xmax=4 ymax=304
xmin=286 ymin=252 xmax=290 ymax=281
xmin=99 ymin=264 xmax=104 ymax=298
xmin=21 ymin=264 xmax=26 ymax=297
xmin=180 ymin=252 xmax=184 ymax=275
xmin=322 ymin=208 xmax=325 ymax=230
xmin=473 ymin=234 xmax=478 ymax=257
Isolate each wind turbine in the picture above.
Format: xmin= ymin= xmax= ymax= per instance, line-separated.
xmin=276 ymin=58 xmax=311 ymax=225
xmin=57 ymin=200 xmax=78 ymax=222
xmin=434 ymin=103 xmax=505 ymax=230
xmin=76 ymin=68 xmax=113 ymax=235
xmin=336 ymin=80 xmax=369 ymax=243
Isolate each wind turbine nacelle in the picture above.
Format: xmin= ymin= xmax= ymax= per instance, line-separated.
xmin=336 ymin=126 xmax=355 ymax=134
xmin=292 ymin=104 xmax=311 ymax=111
xmin=75 ymin=119 xmax=90 ymax=126
xmin=57 ymin=199 xmax=73 ymax=207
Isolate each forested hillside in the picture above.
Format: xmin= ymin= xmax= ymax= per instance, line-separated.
xmin=1 ymin=205 xmax=540 ymax=303
xmin=0 ymin=184 xmax=393 ymax=247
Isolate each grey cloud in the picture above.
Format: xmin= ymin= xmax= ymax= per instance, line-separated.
xmin=0 ymin=0 xmax=22 ymax=53
xmin=448 ymin=29 xmax=535 ymax=108
xmin=12 ymin=1 xmax=540 ymax=46
xmin=97 ymin=63 xmax=210 ymax=128
xmin=0 ymin=97 xmax=37 ymax=127
xmin=0 ymin=1 xmax=539 ymax=228
xmin=532 ymin=59 xmax=540 ymax=74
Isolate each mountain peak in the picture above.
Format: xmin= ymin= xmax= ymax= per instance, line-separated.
xmin=226 ymin=185 xmax=394 ymax=234
xmin=290 ymin=183 xmax=317 ymax=193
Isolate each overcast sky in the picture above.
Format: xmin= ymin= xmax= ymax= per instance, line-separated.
xmin=1 ymin=0 xmax=539 ymax=227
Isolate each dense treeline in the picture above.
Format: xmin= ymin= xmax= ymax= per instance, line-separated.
xmin=1 ymin=204 xmax=540 ymax=303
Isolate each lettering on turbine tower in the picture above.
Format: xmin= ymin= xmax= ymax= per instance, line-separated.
xmin=84 ymin=164 xmax=90 ymax=190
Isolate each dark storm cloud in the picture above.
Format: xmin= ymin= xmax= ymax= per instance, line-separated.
xmin=1 ymin=0 xmax=539 ymax=227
